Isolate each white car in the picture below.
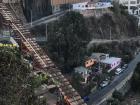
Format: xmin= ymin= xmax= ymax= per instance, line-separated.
xmin=100 ymin=80 xmax=109 ymax=88
xmin=122 ymin=64 xmax=128 ymax=69
xmin=115 ymin=68 xmax=123 ymax=75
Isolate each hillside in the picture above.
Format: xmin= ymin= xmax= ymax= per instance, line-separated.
xmin=0 ymin=47 xmax=45 ymax=105
xmin=86 ymin=4 xmax=139 ymax=39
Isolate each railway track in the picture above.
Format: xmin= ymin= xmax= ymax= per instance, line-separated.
xmin=0 ymin=3 xmax=86 ymax=105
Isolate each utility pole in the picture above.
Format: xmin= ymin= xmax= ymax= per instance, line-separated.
xmin=109 ymin=26 xmax=112 ymax=40
xmin=98 ymin=58 xmax=101 ymax=73
xmin=128 ymin=0 xmax=131 ymax=14
xmin=30 ymin=9 xmax=32 ymax=27
xmin=46 ymin=24 xmax=48 ymax=41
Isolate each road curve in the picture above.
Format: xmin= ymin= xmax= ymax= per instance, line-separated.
xmin=87 ymin=53 xmax=140 ymax=105
xmin=24 ymin=11 xmax=67 ymax=29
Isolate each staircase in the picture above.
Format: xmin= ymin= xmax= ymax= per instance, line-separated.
xmin=0 ymin=3 xmax=87 ymax=105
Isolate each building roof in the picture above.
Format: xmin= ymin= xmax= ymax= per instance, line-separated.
xmin=100 ymin=57 xmax=121 ymax=64
xmin=51 ymin=0 xmax=89 ymax=5
xmin=100 ymin=0 xmax=111 ymax=2
xmin=90 ymin=53 xmax=109 ymax=60
xmin=91 ymin=53 xmax=106 ymax=57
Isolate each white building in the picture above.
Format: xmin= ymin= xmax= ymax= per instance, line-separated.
xmin=90 ymin=53 xmax=121 ymax=72
xmin=72 ymin=1 xmax=113 ymax=10
xmin=100 ymin=57 xmax=121 ymax=72
xmin=116 ymin=0 xmax=140 ymax=15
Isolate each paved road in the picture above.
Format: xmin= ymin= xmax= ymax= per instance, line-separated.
xmin=24 ymin=11 xmax=68 ymax=29
xmin=87 ymin=37 xmax=140 ymax=47
xmin=87 ymin=53 xmax=140 ymax=105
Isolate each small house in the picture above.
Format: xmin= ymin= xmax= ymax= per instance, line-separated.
xmin=100 ymin=57 xmax=121 ymax=72
xmin=90 ymin=53 xmax=109 ymax=61
xmin=85 ymin=58 xmax=96 ymax=68
xmin=75 ymin=66 xmax=91 ymax=83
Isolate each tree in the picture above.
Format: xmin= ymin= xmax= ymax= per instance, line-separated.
xmin=112 ymin=90 xmax=124 ymax=102
xmin=23 ymin=0 xmax=52 ymax=21
xmin=48 ymin=11 xmax=91 ymax=72
xmin=0 ymin=47 xmax=43 ymax=105
xmin=107 ymin=98 xmax=121 ymax=105
xmin=131 ymin=63 xmax=140 ymax=92
xmin=86 ymin=1 xmax=139 ymax=39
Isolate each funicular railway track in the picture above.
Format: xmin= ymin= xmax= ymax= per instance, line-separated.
xmin=0 ymin=3 xmax=86 ymax=105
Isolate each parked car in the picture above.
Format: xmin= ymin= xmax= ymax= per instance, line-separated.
xmin=100 ymin=80 xmax=110 ymax=88
xmin=122 ymin=64 xmax=128 ymax=69
xmin=83 ymin=96 xmax=90 ymax=102
xmin=115 ymin=68 xmax=124 ymax=75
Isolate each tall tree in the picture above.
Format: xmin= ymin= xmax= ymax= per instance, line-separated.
xmin=48 ymin=11 xmax=91 ymax=72
xmin=131 ymin=63 xmax=140 ymax=92
xmin=0 ymin=47 xmax=42 ymax=105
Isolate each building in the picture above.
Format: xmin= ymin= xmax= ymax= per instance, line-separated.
xmin=75 ymin=66 xmax=91 ymax=83
xmin=100 ymin=57 xmax=121 ymax=72
xmin=84 ymin=53 xmax=109 ymax=68
xmin=51 ymin=0 xmax=89 ymax=5
xmin=115 ymin=0 xmax=140 ymax=15
xmin=0 ymin=34 xmax=19 ymax=47
xmin=22 ymin=0 xmax=89 ymax=21
xmin=90 ymin=53 xmax=121 ymax=72
xmin=72 ymin=0 xmax=112 ymax=10
xmin=51 ymin=0 xmax=90 ymax=12
xmin=85 ymin=57 xmax=96 ymax=68
xmin=90 ymin=53 xmax=109 ymax=61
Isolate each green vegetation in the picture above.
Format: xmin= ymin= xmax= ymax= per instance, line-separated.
xmin=107 ymin=98 xmax=121 ymax=105
xmin=46 ymin=4 xmax=140 ymax=72
xmin=30 ymin=72 xmax=51 ymax=88
xmin=131 ymin=63 xmax=140 ymax=92
xmin=47 ymin=11 xmax=91 ymax=72
xmin=107 ymin=90 xmax=124 ymax=105
xmin=23 ymin=0 xmax=52 ymax=21
xmin=71 ymin=73 xmax=97 ymax=97
xmin=86 ymin=2 xmax=139 ymax=39
xmin=71 ymin=73 xmax=84 ymax=93
xmin=112 ymin=90 xmax=124 ymax=101
xmin=88 ymin=40 xmax=140 ymax=63
xmin=0 ymin=47 xmax=46 ymax=105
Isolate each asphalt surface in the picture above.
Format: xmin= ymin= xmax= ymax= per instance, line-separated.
xmin=87 ymin=53 xmax=140 ymax=105
xmin=87 ymin=37 xmax=140 ymax=49
xmin=24 ymin=10 xmax=67 ymax=29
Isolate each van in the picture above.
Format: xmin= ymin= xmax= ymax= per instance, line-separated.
xmin=115 ymin=68 xmax=123 ymax=75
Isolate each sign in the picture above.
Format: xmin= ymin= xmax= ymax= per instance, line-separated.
xmin=0 ymin=43 xmax=17 ymax=47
